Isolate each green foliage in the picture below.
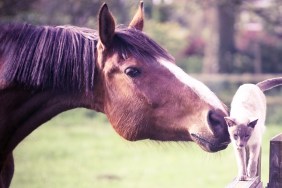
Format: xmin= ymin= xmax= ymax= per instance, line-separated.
xmin=260 ymin=43 xmax=282 ymax=73
xmin=11 ymin=109 xmax=282 ymax=188
xmin=267 ymin=105 xmax=282 ymax=125
xmin=151 ymin=3 xmax=172 ymax=23
xmin=144 ymin=20 xmax=188 ymax=57
xmin=232 ymin=53 xmax=254 ymax=73
xmin=0 ymin=0 xmax=36 ymax=17
xmin=178 ymin=57 xmax=203 ymax=73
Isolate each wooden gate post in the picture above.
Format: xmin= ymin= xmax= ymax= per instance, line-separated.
xmin=267 ymin=133 xmax=282 ymax=188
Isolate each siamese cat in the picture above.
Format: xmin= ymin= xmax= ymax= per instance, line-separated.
xmin=224 ymin=77 xmax=282 ymax=181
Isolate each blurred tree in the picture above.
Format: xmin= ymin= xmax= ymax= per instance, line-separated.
xmin=217 ymin=0 xmax=242 ymax=73
xmin=151 ymin=3 xmax=172 ymax=22
xmin=233 ymin=0 xmax=282 ymax=73
xmin=0 ymin=0 xmax=36 ymax=19
xmin=33 ymin=0 xmax=101 ymax=26
xmin=202 ymin=0 xmax=242 ymax=73
xmin=186 ymin=0 xmax=282 ymax=74
xmin=32 ymin=0 xmax=133 ymax=26
xmin=0 ymin=0 xmax=137 ymax=27
xmin=202 ymin=3 xmax=219 ymax=73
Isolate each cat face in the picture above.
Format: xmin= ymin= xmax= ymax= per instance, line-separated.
xmin=224 ymin=117 xmax=258 ymax=149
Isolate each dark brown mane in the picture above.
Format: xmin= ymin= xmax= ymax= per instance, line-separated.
xmin=0 ymin=23 xmax=98 ymax=92
xmin=0 ymin=23 xmax=173 ymax=92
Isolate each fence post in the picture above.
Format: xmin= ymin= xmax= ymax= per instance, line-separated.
xmin=267 ymin=133 xmax=282 ymax=188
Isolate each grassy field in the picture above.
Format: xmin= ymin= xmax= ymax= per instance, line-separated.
xmin=10 ymin=109 xmax=282 ymax=188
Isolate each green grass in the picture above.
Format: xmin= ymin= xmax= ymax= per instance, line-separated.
xmin=11 ymin=109 xmax=282 ymax=188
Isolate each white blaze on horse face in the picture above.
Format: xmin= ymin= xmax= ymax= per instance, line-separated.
xmin=159 ymin=58 xmax=226 ymax=112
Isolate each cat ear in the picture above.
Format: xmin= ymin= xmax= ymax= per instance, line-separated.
xmin=224 ymin=117 xmax=236 ymax=127
xmin=248 ymin=118 xmax=258 ymax=128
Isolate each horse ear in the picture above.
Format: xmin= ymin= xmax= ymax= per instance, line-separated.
xmin=98 ymin=3 xmax=115 ymax=48
xmin=248 ymin=118 xmax=258 ymax=129
xmin=224 ymin=117 xmax=236 ymax=127
xmin=129 ymin=1 xmax=144 ymax=31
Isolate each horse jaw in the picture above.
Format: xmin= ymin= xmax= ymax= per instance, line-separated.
xmin=190 ymin=133 xmax=230 ymax=152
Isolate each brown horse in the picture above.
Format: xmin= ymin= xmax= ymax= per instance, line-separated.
xmin=0 ymin=2 xmax=230 ymax=187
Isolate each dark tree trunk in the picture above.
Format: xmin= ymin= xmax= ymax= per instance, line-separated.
xmin=217 ymin=1 xmax=239 ymax=73
xmin=202 ymin=5 xmax=219 ymax=73
xmin=203 ymin=0 xmax=241 ymax=73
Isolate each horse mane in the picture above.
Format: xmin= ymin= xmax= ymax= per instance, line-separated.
xmin=0 ymin=23 xmax=173 ymax=92
xmin=0 ymin=23 xmax=98 ymax=92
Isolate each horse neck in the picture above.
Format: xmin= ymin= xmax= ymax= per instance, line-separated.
xmin=0 ymin=86 xmax=99 ymax=159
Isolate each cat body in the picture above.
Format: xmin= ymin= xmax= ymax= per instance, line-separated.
xmin=225 ymin=77 xmax=282 ymax=181
xmin=225 ymin=84 xmax=265 ymax=180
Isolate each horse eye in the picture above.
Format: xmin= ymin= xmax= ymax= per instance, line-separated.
xmin=124 ymin=67 xmax=141 ymax=78
xmin=234 ymin=134 xmax=238 ymax=139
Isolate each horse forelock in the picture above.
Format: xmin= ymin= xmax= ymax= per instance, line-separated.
xmin=112 ymin=27 xmax=174 ymax=63
xmin=0 ymin=23 xmax=98 ymax=92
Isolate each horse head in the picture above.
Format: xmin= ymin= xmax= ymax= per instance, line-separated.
xmin=93 ymin=3 xmax=230 ymax=152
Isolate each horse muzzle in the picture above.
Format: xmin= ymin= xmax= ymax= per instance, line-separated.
xmin=191 ymin=133 xmax=230 ymax=152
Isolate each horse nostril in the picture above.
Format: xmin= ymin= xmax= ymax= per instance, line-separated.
xmin=207 ymin=110 xmax=228 ymax=136
xmin=207 ymin=110 xmax=230 ymax=143
xmin=208 ymin=110 xmax=223 ymax=128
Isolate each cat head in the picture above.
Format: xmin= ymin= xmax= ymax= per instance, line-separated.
xmin=224 ymin=117 xmax=258 ymax=149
